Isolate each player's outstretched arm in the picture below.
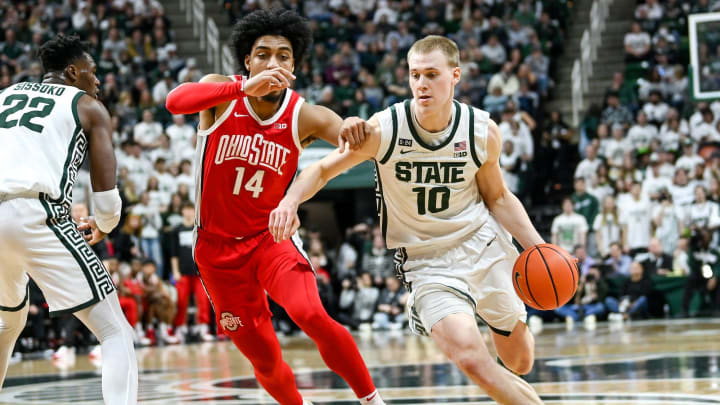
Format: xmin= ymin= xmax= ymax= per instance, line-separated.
xmin=269 ymin=116 xmax=381 ymax=242
xmin=165 ymin=68 xmax=295 ymax=115
xmin=78 ymin=96 xmax=121 ymax=244
xmin=298 ymin=104 xmax=372 ymax=152
xmin=475 ymin=120 xmax=544 ymax=249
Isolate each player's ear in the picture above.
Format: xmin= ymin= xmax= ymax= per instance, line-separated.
xmin=451 ymin=66 xmax=461 ymax=86
xmin=244 ymin=55 xmax=251 ymax=73
xmin=65 ymin=64 xmax=78 ymax=83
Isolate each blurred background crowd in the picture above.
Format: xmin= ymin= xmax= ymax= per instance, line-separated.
xmin=3 ymin=0 xmax=720 ymax=360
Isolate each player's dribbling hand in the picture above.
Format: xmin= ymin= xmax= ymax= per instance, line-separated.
xmin=243 ymin=67 xmax=295 ymax=97
xmin=77 ymin=216 xmax=108 ymax=246
xmin=338 ymin=117 xmax=371 ymax=153
xmin=269 ymin=198 xmax=301 ymax=243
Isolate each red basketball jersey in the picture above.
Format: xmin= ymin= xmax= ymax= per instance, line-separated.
xmin=195 ymin=75 xmax=305 ymax=238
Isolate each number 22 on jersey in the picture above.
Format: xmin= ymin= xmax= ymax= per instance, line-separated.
xmin=233 ymin=167 xmax=265 ymax=198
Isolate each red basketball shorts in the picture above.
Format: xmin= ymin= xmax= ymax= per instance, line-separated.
xmin=193 ymin=228 xmax=312 ymax=334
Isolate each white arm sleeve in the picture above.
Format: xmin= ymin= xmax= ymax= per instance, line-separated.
xmin=92 ymin=188 xmax=122 ymax=233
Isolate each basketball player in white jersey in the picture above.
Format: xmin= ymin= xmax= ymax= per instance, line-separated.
xmin=270 ymin=36 xmax=545 ymax=404
xmin=0 ymin=34 xmax=137 ymax=404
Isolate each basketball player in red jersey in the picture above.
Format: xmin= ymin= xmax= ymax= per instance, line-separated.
xmin=165 ymin=8 xmax=383 ymax=405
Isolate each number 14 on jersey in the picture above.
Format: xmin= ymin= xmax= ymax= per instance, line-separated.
xmin=233 ymin=167 xmax=265 ymax=198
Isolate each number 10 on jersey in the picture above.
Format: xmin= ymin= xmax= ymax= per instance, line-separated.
xmin=233 ymin=167 xmax=265 ymax=198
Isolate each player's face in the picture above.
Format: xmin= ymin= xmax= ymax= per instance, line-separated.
xmin=246 ymin=35 xmax=294 ymax=103
xmin=408 ymin=49 xmax=460 ymax=114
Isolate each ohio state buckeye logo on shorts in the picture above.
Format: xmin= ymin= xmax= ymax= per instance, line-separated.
xmin=219 ymin=312 xmax=244 ymax=331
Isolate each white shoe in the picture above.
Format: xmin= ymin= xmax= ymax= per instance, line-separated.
xmin=528 ymin=315 xmax=543 ymax=334
xmin=9 ymin=351 xmax=22 ymax=365
xmin=583 ymin=314 xmax=597 ymax=330
xmin=52 ymin=345 xmax=75 ymax=360
xmin=565 ymin=316 xmax=574 ymax=330
xmin=608 ymin=313 xmax=624 ymax=323
xmin=359 ymin=323 xmax=373 ymax=333
xmin=89 ymin=345 xmax=102 ymax=368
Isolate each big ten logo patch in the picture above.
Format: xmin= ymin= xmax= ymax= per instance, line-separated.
xmin=219 ymin=312 xmax=244 ymax=331
xmin=399 ymin=138 xmax=412 ymax=147
xmin=274 ymin=122 xmax=287 ymax=130
xmin=453 ymin=141 xmax=467 ymax=158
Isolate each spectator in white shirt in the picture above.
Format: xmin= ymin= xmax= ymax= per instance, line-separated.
xmin=675 ymin=140 xmax=705 ymax=174
xmin=627 ymin=111 xmax=658 ymax=153
xmin=102 ymin=27 xmax=127 ymax=60
xmin=635 ymin=0 xmax=664 ymax=20
xmin=621 ymin=182 xmax=652 ymax=257
xmin=687 ymin=186 xmax=720 ymax=230
xmin=642 ymin=90 xmax=670 ymax=126
xmin=552 ymin=197 xmax=589 ymax=253
xmin=500 ymin=140 xmax=521 ymax=193
xmin=134 ymin=109 xmax=164 ymax=149
xmin=624 ymin=22 xmax=651 ymax=62
xmin=691 ymin=108 xmax=720 ymax=142
xmin=575 ymin=144 xmax=602 ymax=185
xmin=480 ymin=34 xmax=506 ymax=66
xmin=669 ymin=167 xmax=696 ymax=207
xmin=152 ymin=70 xmax=176 ymax=105
xmin=152 ymin=157 xmax=178 ymax=199
xmin=653 ymin=192 xmax=683 ymax=255
xmin=643 ymin=154 xmax=672 ymax=199
xmin=594 ymin=195 xmax=623 ymax=258
xmin=166 ymin=114 xmax=195 ymax=148
xmin=488 ymin=62 xmax=520 ymax=96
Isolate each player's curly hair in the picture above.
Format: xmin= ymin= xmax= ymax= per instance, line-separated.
xmin=230 ymin=8 xmax=312 ymax=75
xmin=37 ymin=34 xmax=88 ymax=73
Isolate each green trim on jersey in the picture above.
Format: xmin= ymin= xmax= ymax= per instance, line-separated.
xmin=0 ymin=284 xmax=28 ymax=312
xmin=467 ymin=106 xmax=482 ymax=168
xmin=48 ymin=90 xmax=85 ymax=207
xmin=379 ymin=104 xmax=398 ymax=164
xmin=403 ymin=99 xmax=461 ymax=151
xmin=374 ymin=160 xmax=389 ymax=242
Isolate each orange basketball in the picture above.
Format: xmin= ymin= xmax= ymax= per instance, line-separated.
xmin=512 ymin=243 xmax=579 ymax=310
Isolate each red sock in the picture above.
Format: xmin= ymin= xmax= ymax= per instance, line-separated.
xmin=265 ymin=266 xmax=376 ymax=398
xmin=228 ymin=317 xmax=302 ymax=405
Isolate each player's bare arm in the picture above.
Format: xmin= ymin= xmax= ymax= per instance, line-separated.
xmin=298 ymin=103 xmax=371 ymax=151
xmin=269 ymin=116 xmax=381 ymax=242
xmin=475 ymin=120 xmax=544 ymax=249
xmin=77 ymin=95 xmax=118 ymax=245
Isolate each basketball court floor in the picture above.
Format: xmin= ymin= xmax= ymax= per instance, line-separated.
xmin=2 ymin=318 xmax=720 ymax=404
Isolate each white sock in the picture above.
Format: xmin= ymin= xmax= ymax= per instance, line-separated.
xmin=74 ymin=292 xmax=138 ymax=405
xmin=359 ymin=390 xmax=385 ymax=405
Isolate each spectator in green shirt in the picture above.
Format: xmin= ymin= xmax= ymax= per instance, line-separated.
xmin=572 ymin=177 xmax=599 ymax=229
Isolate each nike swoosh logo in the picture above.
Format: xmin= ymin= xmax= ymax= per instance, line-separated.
xmin=366 ymin=393 xmax=377 ymax=401
xmin=400 ymin=149 xmax=415 ymax=154
xmin=487 ymin=236 xmax=496 ymax=247
xmin=234 ymin=113 xmax=249 ymax=117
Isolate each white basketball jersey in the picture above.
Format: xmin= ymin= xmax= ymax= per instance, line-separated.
xmin=374 ymin=99 xmax=491 ymax=256
xmin=0 ymin=82 xmax=86 ymax=205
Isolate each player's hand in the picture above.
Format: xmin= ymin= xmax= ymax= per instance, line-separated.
xmin=269 ymin=198 xmax=301 ymax=243
xmin=243 ymin=67 xmax=295 ymax=97
xmin=338 ymin=116 xmax=371 ymax=153
xmin=77 ymin=216 xmax=107 ymax=246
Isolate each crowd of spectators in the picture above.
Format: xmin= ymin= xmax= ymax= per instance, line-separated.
xmin=9 ymin=0 xmax=720 ymax=364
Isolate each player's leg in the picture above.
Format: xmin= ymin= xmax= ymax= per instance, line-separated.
xmin=264 ymin=266 xmax=378 ymax=399
xmin=194 ymin=234 xmax=303 ymax=405
xmin=491 ymin=321 xmax=535 ymax=375
xmin=0 ymin=200 xmax=33 ymax=387
xmin=172 ymin=275 xmax=190 ymax=338
xmin=191 ymin=275 xmax=212 ymax=339
xmin=21 ymin=198 xmax=138 ymax=404
xmin=73 ymin=292 xmax=138 ymax=405
xmin=430 ymin=312 xmax=543 ymax=405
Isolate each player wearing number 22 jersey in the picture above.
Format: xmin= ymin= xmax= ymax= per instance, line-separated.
xmin=165 ymin=9 xmax=383 ymax=405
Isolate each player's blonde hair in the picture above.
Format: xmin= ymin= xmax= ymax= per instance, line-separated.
xmin=407 ymin=35 xmax=459 ymax=68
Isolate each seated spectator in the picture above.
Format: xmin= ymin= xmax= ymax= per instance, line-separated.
xmin=500 ymin=139 xmax=521 ymax=193
xmin=480 ymin=34 xmax=506 ymax=67
xmin=488 ymin=62 xmax=520 ymax=96
xmin=555 ymin=265 xmax=609 ymax=322
xmin=605 ymin=261 xmax=653 ymax=320
xmin=691 ymin=109 xmax=720 ymax=142
xmin=638 ymin=238 xmax=674 ymax=276
xmin=627 ymin=111 xmax=658 ymax=154
xmin=635 ymin=0 xmax=664 ymax=21
xmin=575 ymin=145 xmax=602 ymax=184
xmin=551 ymin=197 xmax=589 ymax=253
xmin=362 ymin=226 xmax=393 ymax=287
xmin=133 ymin=109 xmax=163 ymax=149
xmin=483 ymin=86 xmax=508 ymax=115
xmin=601 ymin=92 xmax=633 ymax=128
xmin=139 ymin=259 xmax=179 ymax=345
xmin=683 ymin=229 xmax=720 ymax=317
xmin=605 ymin=242 xmax=632 ymax=276
xmin=687 ymin=186 xmax=720 ymax=230
xmin=675 ymin=140 xmax=705 ymax=178
xmin=574 ymin=244 xmax=596 ymax=276
xmin=624 ymin=22 xmax=651 ymax=63
xmin=669 ymin=167 xmax=696 ymax=207
xmin=643 ymin=90 xmax=670 ymax=126
xmin=372 ymin=276 xmax=408 ymax=330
